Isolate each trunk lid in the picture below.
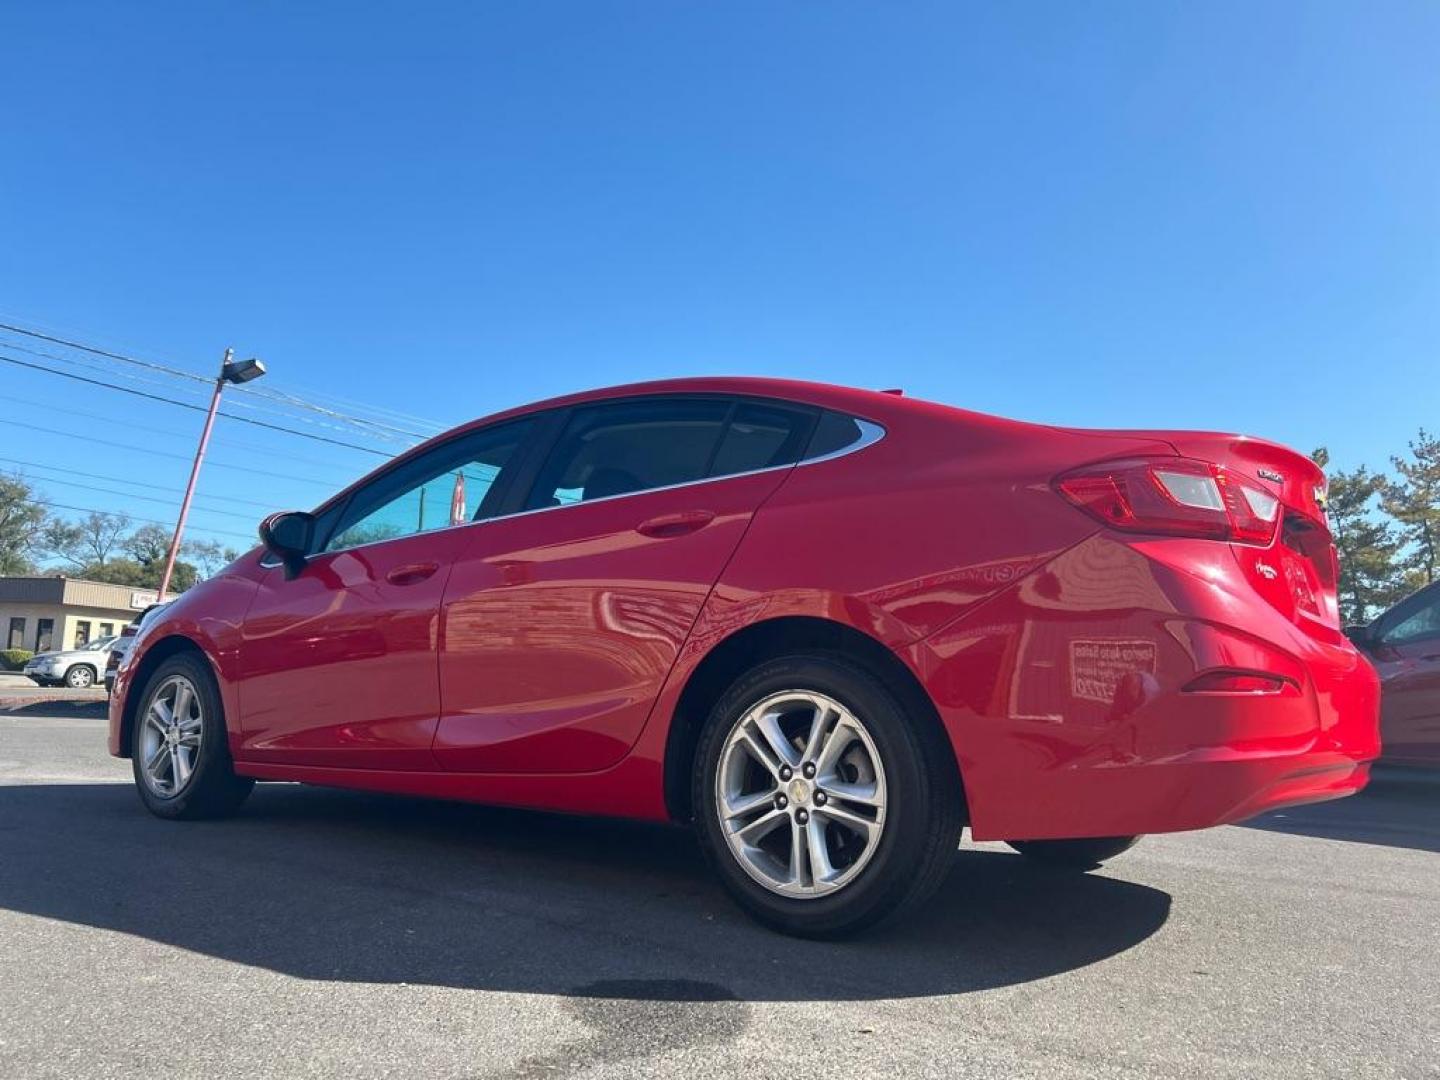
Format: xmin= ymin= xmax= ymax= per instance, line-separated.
xmin=1056 ymin=426 xmax=1340 ymax=637
xmin=1085 ymin=429 xmax=1329 ymax=524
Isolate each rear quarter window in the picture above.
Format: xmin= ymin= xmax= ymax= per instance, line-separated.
xmin=803 ymin=411 xmax=873 ymax=460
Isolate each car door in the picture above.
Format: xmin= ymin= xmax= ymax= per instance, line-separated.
xmin=435 ymin=396 xmax=817 ymax=773
xmin=235 ymin=418 xmax=535 ymax=768
xmin=1370 ymin=586 xmax=1440 ymax=766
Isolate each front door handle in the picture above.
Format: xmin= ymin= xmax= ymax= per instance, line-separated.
xmin=636 ymin=510 xmax=716 ymax=539
xmin=386 ymin=561 xmax=440 ymax=586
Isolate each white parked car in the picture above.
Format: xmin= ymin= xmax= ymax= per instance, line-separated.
xmin=23 ymin=637 xmax=118 ymax=689
xmin=104 ymin=603 xmax=170 ymax=693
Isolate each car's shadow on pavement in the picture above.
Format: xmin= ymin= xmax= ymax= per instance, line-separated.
xmin=0 ymin=698 xmax=109 ymax=718
xmin=1239 ymin=767 xmax=1440 ymax=855
xmin=0 ymin=782 xmax=1171 ymax=1003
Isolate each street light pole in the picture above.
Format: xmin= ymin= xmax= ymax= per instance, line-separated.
xmin=157 ymin=347 xmax=266 ymax=600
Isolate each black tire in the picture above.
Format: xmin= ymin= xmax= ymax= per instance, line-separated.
xmin=131 ymin=653 xmax=254 ymax=820
xmin=65 ymin=664 xmax=96 ymax=689
xmin=1006 ymin=835 xmax=1140 ymax=868
xmin=692 ymin=652 xmax=963 ymax=939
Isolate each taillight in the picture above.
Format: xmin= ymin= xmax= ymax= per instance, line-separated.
xmin=1182 ymin=670 xmax=1297 ymax=695
xmin=1055 ymin=457 xmax=1282 ymax=546
xmin=1279 ymin=513 xmax=1339 ymax=627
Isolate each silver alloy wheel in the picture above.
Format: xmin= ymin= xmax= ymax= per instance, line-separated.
xmin=138 ymin=674 xmax=204 ymax=798
xmin=68 ymin=666 xmax=94 ymax=688
xmin=715 ymin=690 xmax=888 ymax=898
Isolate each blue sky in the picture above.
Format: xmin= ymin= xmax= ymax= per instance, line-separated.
xmin=2 ymin=3 xmax=1437 ymax=551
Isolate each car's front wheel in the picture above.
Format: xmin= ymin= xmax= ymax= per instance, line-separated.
xmin=1006 ymin=835 xmax=1141 ymax=867
xmin=693 ymin=653 xmax=962 ymax=938
xmin=65 ymin=664 xmax=96 ymax=689
xmin=131 ymin=653 xmax=254 ymax=820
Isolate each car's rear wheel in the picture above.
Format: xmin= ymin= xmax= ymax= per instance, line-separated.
xmin=1006 ymin=835 xmax=1140 ymax=867
xmin=693 ymin=652 xmax=962 ymax=938
xmin=131 ymin=653 xmax=253 ymax=820
xmin=65 ymin=664 xmax=96 ymax=689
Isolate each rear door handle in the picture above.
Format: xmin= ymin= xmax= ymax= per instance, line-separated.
xmin=636 ymin=510 xmax=716 ymax=539
xmin=386 ymin=561 xmax=440 ymax=586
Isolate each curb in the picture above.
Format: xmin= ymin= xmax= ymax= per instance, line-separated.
xmin=0 ymin=693 xmax=109 ymax=714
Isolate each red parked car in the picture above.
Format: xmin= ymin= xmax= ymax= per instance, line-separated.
xmin=1347 ymin=581 xmax=1440 ymax=767
xmin=109 ymin=378 xmax=1380 ymax=936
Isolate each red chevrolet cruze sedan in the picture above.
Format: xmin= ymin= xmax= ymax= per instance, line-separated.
xmin=110 ymin=378 xmax=1380 ymax=936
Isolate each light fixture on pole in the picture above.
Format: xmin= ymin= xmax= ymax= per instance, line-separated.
xmin=156 ymin=349 xmax=267 ymax=599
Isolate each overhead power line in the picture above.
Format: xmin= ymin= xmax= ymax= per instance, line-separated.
xmin=0 ymin=336 xmax=421 ymax=448
xmin=0 ymin=417 xmax=353 ymax=489
xmin=0 ymin=320 xmax=209 ymax=383
xmin=5 ymin=463 xmax=263 ymax=522
xmin=230 ymin=381 xmax=439 ymax=441
xmin=0 ymin=454 xmax=279 ymax=511
xmin=0 ymin=391 xmax=370 ymax=484
xmin=37 ymin=478 xmax=257 ymax=523
xmin=31 ymin=499 xmax=257 ymax=544
xmin=241 ymin=381 xmax=447 ymax=436
xmin=0 ymin=351 xmax=397 ymax=458
xmin=0 ymin=319 xmax=443 ymax=441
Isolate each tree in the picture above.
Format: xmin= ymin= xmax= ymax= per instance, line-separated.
xmin=186 ymin=538 xmax=241 ymax=578
xmin=1382 ymin=429 xmax=1440 ymax=585
xmin=123 ymin=523 xmax=172 ymax=567
xmin=121 ymin=523 xmax=198 ymax=593
xmin=41 ymin=511 xmax=132 ymax=572
xmin=1311 ymin=449 xmax=1406 ymax=624
xmin=0 ymin=474 xmax=48 ymax=574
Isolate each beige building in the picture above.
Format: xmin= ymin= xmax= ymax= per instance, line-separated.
xmin=1 ymin=576 xmax=159 ymax=654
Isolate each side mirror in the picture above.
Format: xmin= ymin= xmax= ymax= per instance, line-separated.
xmin=1344 ymin=624 xmax=1374 ymax=649
xmin=259 ymin=511 xmax=316 ymax=580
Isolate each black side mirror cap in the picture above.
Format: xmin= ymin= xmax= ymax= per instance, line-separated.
xmin=1344 ymin=624 xmax=1374 ymax=649
xmin=259 ymin=510 xmax=316 ymax=580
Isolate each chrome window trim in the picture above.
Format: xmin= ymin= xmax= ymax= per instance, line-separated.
xmin=798 ymin=418 xmax=884 ymax=466
xmin=260 ymin=415 xmax=885 ymax=565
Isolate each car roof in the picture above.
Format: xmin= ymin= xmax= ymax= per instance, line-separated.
xmin=470 ymin=377 xmax=906 ymax=426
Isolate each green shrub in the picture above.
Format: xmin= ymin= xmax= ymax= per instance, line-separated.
xmin=0 ymin=649 xmax=34 ymax=671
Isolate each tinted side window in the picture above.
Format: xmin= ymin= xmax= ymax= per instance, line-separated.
xmin=708 ymin=402 xmax=815 ymax=478
xmin=1385 ymin=591 xmax=1440 ymax=645
xmin=803 ymin=411 xmax=867 ymax=460
xmin=325 ymin=420 xmax=532 ymax=551
xmin=526 ymin=399 xmax=729 ymax=509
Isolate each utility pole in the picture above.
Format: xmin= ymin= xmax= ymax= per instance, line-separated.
xmin=157 ymin=348 xmax=266 ymax=599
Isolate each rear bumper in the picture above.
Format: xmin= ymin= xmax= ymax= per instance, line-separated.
xmin=951 ymin=749 xmax=1373 ymax=841
xmin=906 ymin=534 xmax=1382 ymax=841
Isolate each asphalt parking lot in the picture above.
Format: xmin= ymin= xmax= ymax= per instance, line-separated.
xmin=1 ymin=697 xmax=1436 ymax=1080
